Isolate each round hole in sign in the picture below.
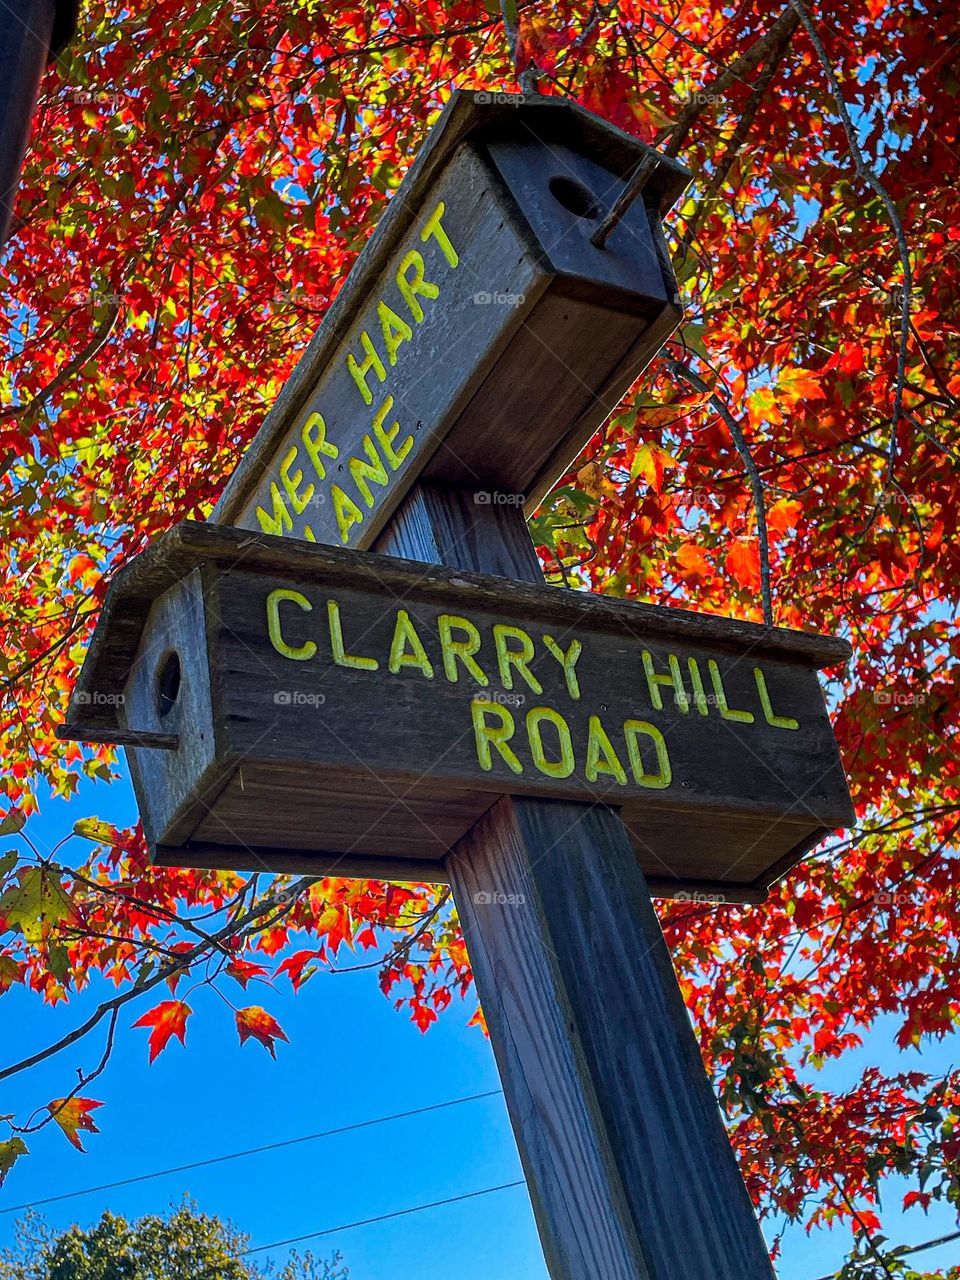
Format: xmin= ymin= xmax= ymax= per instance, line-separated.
xmin=157 ymin=652 xmax=181 ymax=718
xmin=548 ymin=175 xmax=600 ymax=220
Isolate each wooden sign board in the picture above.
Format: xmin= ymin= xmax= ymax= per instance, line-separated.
xmin=214 ymin=91 xmax=690 ymax=550
xmin=59 ymin=522 xmax=853 ymax=901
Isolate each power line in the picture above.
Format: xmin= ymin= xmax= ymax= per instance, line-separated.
xmin=1 ymin=1089 xmax=503 ymax=1215
xmin=7 ymin=1077 xmax=956 ymax=1272
xmin=811 ymin=1227 xmax=960 ymax=1280
xmin=240 ymin=1180 xmax=527 ymax=1257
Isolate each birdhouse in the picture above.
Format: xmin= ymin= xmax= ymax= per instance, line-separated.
xmin=59 ymin=523 xmax=854 ymax=903
xmin=214 ymin=90 xmax=692 ymax=551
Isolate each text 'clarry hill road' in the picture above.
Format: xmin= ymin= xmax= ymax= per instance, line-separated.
xmin=259 ymin=577 xmax=833 ymax=811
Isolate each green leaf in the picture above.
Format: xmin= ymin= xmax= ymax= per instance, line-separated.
xmin=0 ymin=851 xmax=17 ymax=880
xmin=0 ymin=955 xmax=21 ymax=988
xmin=0 ymin=809 xmax=25 ymax=837
xmin=677 ymin=321 xmax=711 ymax=362
xmin=73 ymin=817 xmax=117 ymax=844
xmin=46 ymin=940 xmax=71 ymax=983
xmin=0 ymin=868 xmax=78 ymax=943
xmin=0 ymin=1137 xmax=28 ymax=1186
xmin=629 ymin=441 xmax=679 ymax=486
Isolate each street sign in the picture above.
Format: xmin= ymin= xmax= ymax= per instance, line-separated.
xmin=214 ymin=91 xmax=690 ymax=549
xmin=57 ymin=86 xmax=853 ymax=1280
xmin=59 ymin=520 xmax=852 ymax=900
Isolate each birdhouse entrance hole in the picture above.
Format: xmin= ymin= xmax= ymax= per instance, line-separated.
xmin=156 ymin=651 xmax=181 ymax=718
xmin=548 ymin=175 xmax=599 ymax=220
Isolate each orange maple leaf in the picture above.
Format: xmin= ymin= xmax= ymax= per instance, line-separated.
xmin=236 ymin=1005 xmax=288 ymax=1058
xmin=132 ymin=999 xmax=192 ymax=1062
xmin=411 ymin=1000 xmax=437 ymax=1033
xmin=225 ymin=958 xmax=269 ymax=989
xmin=777 ymin=366 xmax=826 ymax=403
xmin=767 ymin=498 xmax=803 ymax=536
xmin=48 ymin=1097 xmax=103 ymax=1152
xmin=676 ymin=544 xmax=713 ymax=581
xmin=725 ymin=541 xmax=761 ymax=591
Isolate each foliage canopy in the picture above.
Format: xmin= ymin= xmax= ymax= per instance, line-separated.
xmin=1 ymin=0 xmax=959 ymax=1271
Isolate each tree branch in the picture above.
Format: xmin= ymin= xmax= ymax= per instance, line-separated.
xmin=0 ymin=874 xmax=318 ymax=1083
xmin=668 ymin=359 xmax=774 ymax=625
xmin=788 ymin=0 xmax=912 ymax=484
xmin=0 ymin=302 xmax=120 ymax=430
xmin=500 ymin=0 xmax=537 ymax=94
xmin=665 ymin=7 xmax=801 ymax=157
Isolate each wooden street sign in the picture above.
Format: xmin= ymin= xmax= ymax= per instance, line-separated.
xmin=57 ymin=88 xmax=855 ymax=1280
xmin=59 ymin=520 xmax=852 ymax=902
xmin=213 ymin=90 xmax=689 ymax=549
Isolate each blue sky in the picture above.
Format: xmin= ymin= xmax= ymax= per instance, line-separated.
xmin=1 ymin=772 xmax=958 ymax=1280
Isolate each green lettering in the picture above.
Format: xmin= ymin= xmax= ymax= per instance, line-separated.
xmin=585 ymin=715 xmax=627 ymax=785
xmin=388 ymin=610 xmax=434 ymax=679
xmin=526 ymin=706 xmax=575 ymax=779
xmin=471 ymin=700 xmax=522 ymax=774
xmin=438 ymin=615 xmax=488 ymax=686
xmin=754 ymin=667 xmax=798 ymax=730
xmin=624 ymin=720 xmax=672 ymax=789
xmin=327 ymin=600 xmax=378 ymax=670
xmin=493 ymin=624 xmax=543 ymax=694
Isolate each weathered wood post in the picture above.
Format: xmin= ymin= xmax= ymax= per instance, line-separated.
xmin=0 ymin=0 xmax=77 ymax=245
xmin=59 ymin=91 xmax=854 ymax=1280
xmin=376 ymin=482 xmax=783 ymax=1279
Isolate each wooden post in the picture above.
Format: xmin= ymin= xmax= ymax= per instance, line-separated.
xmin=375 ymin=482 xmax=777 ymax=1280
xmin=0 ymin=0 xmax=76 ymax=245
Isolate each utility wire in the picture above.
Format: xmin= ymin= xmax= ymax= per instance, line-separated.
xmin=0 ymin=1089 xmax=503 ymax=1215
xmin=811 ymin=1227 xmax=960 ymax=1280
xmin=240 ymin=1180 xmax=527 ymax=1257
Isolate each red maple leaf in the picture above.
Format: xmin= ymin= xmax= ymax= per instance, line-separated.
xmin=235 ymin=1005 xmax=288 ymax=1058
xmin=48 ymin=1097 xmax=104 ymax=1152
xmin=132 ymin=1000 xmax=192 ymax=1062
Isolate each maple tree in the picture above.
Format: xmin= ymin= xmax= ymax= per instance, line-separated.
xmin=1 ymin=0 xmax=959 ymax=1274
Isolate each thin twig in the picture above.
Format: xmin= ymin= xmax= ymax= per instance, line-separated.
xmin=16 ymin=1008 xmax=119 ymax=1137
xmin=789 ymin=0 xmax=912 ymax=483
xmin=0 ymin=302 xmax=121 ymax=427
xmin=664 ymin=7 xmax=801 ymax=157
xmin=810 ymin=1229 xmax=960 ymax=1280
xmin=591 ymin=151 xmax=660 ymax=249
xmin=681 ymin=26 xmax=795 ymax=245
xmin=0 ymin=875 xmax=318 ymax=1082
xmin=327 ymin=889 xmax=452 ymax=975
xmin=668 ymin=359 xmax=774 ymax=625
xmin=500 ymin=0 xmax=537 ymax=94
